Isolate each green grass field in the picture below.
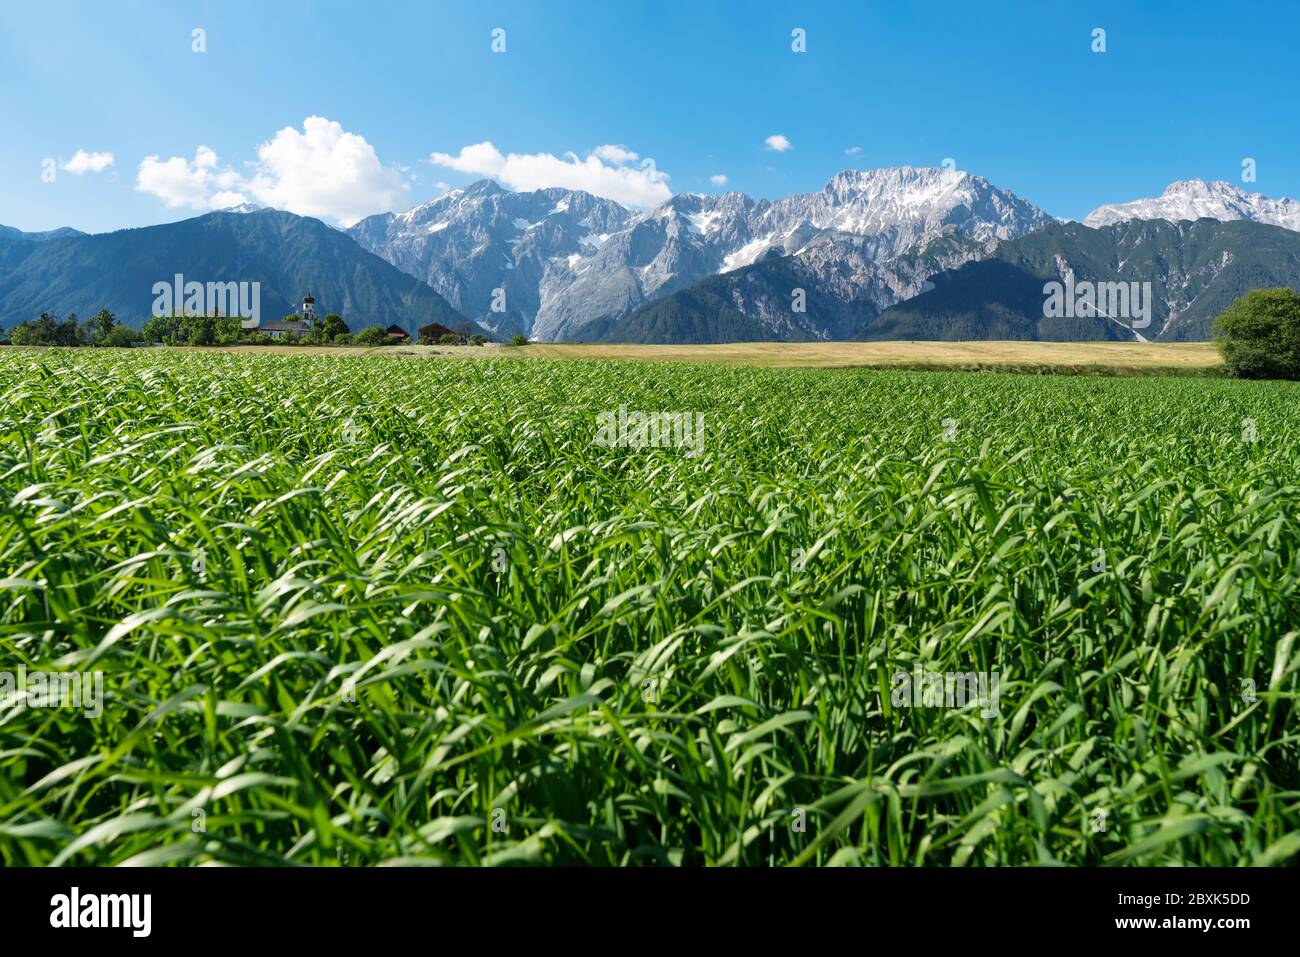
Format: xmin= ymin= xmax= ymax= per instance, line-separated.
xmin=1 ymin=350 xmax=1297 ymax=866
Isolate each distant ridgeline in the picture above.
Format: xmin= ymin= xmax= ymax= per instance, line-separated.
xmin=6 ymin=173 xmax=1300 ymax=344
xmin=865 ymin=220 xmax=1300 ymax=343
xmin=0 ymin=208 xmax=481 ymax=337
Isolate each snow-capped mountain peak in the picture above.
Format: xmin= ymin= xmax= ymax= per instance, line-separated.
xmin=349 ymin=167 xmax=1051 ymax=342
xmin=1084 ymin=179 xmax=1300 ymax=230
xmin=346 ymin=181 xmax=632 ymax=339
xmin=760 ymin=166 xmax=1049 ymax=248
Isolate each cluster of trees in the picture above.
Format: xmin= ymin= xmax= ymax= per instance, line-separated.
xmin=140 ymin=312 xmax=355 ymax=346
xmin=140 ymin=314 xmax=270 ymax=346
xmin=350 ymin=325 xmax=388 ymax=345
xmin=304 ymin=313 xmax=352 ymax=344
xmin=3 ymin=307 xmax=512 ymax=349
xmin=417 ymin=329 xmax=489 ymax=346
xmin=9 ymin=292 xmax=1286 ymax=370
xmin=5 ymin=309 xmax=398 ymax=347
xmin=6 ymin=310 xmax=141 ymax=347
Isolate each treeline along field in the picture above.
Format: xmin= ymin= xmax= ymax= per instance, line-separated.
xmin=0 ymin=351 xmax=1297 ymax=866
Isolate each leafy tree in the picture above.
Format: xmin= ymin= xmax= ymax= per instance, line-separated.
xmin=182 ymin=315 xmax=216 ymax=346
xmin=55 ymin=313 xmax=84 ymax=346
xmin=355 ymin=325 xmax=388 ymax=345
xmin=510 ymin=335 xmax=528 ymax=346
xmin=1214 ymin=288 xmax=1300 ymax=379
xmin=297 ymin=324 xmax=327 ymax=346
xmin=141 ymin=314 xmax=175 ymax=343
xmin=439 ymin=333 xmax=461 ymax=345
xmin=89 ymin=308 xmax=118 ymax=344
xmin=322 ymin=314 xmax=349 ymax=340
xmin=469 ymin=334 xmax=487 ymax=346
xmin=212 ymin=316 xmax=251 ymax=345
xmin=101 ymin=325 xmax=141 ymax=347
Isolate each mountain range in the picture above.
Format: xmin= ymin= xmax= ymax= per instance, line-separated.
xmin=866 ymin=218 xmax=1300 ymax=342
xmin=348 ymin=181 xmax=630 ymax=340
xmin=0 ymin=225 xmax=85 ymax=243
xmin=348 ymin=167 xmax=1051 ymax=341
xmin=0 ymin=209 xmax=470 ymax=334
xmin=1084 ymin=179 xmax=1300 ymax=231
xmin=4 ymin=173 xmax=1299 ymax=343
xmin=611 ymin=178 xmax=1300 ymax=343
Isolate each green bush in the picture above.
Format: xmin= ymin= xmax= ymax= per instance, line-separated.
xmin=354 ymin=326 xmax=388 ymax=345
xmin=1213 ymin=287 xmax=1300 ymax=379
xmin=321 ymin=314 xmax=349 ymax=340
xmin=510 ymin=334 xmax=528 ymax=346
xmin=100 ymin=325 xmax=142 ymax=347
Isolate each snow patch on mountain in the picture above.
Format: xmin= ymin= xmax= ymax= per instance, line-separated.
xmin=1084 ymin=179 xmax=1300 ymax=231
xmin=350 ymin=167 xmax=1050 ymax=342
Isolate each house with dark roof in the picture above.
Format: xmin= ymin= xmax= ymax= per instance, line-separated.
xmin=417 ymin=322 xmax=458 ymax=342
xmin=385 ymin=324 xmax=411 ymax=342
xmin=246 ymin=317 xmax=310 ymax=338
xmin=241 ymin=291 xmax=314 ymax=338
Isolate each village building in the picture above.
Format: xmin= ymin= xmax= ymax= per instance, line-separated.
xmin=385 ymin=324 xmax=411 ymax=342
xmin=241 ymin=292 xmax=315 ymax=338
xmin=418 ymin=322 xmax=458 ymax=342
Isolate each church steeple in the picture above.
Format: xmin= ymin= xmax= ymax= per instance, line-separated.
xmin=302 ymin=292 xmax=317 ymax=324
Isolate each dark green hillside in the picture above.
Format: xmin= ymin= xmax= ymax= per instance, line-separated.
xmin=0 ymin=209 xmax=474 ymax=334
xmin=869 ymin=219 xmax=1300 ymax=341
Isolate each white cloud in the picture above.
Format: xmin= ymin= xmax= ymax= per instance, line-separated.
xmin=247 ymin=117 xmax=408 ymax=226
xmin=135 ymin=117 xmax=408 ymax=226
xmin=209 ymin=190 xmax=249 ymax=208
xmin=592 ymin=144 xmax=639 ymax=164
xmin=136 ymin=147 xmax=247 ymax=209
xmin=709 ymin=174 xmax=728 ymax=186
xmin=844 ymin=145 xmax=862 ymax=156
xmin=764 ymin=134 xmax=793 ymax=152
xmin=429 ymin=141 xmax=670 ymax=209
xmin=62 ymin=149 xmax=115 ymax=174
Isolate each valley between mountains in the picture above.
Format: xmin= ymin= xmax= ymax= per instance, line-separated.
xmin=5 ymin=170 xmax=1299 ymax=343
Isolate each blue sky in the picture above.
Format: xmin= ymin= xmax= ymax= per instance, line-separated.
xmin=2 ymin=0 xmax=1298 ymax=233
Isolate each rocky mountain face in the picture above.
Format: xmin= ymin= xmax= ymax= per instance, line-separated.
xmin=603 ymin=229 xmax=991 ymax=343
xmin=1084 ymin=179 xmax=1300 ymax=231
xmin=348 ymin=180 xmax=632 ymax=339
xmin=866 ymin=218 xmax=1300 ymax=342
xmin=17 ymin=172 xmax=1294 ymax=345
xmin=350 ymin=167 xmax=1052 ymax=341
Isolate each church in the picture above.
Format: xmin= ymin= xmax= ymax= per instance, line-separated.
xmin=241 ymin=292 xmax=316 ymax=338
